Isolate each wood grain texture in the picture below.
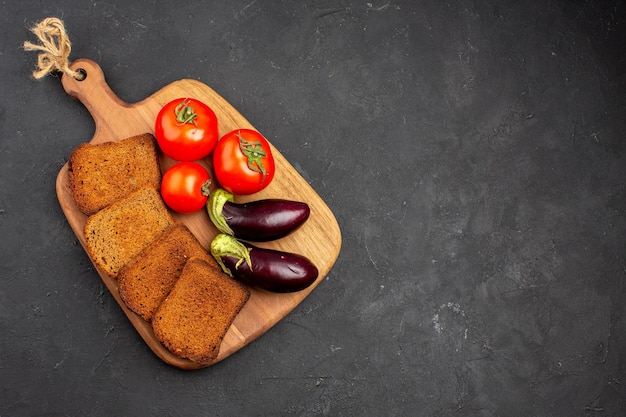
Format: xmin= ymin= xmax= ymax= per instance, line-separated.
xmin=56 ymin=59 xmax=341 ymax=370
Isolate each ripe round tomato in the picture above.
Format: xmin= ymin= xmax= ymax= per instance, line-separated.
xmin=160 ymin=161 xmax=211 ymax=213
xmin=154 ymin=98 xmax=218 ymax=161
xmin=213 ymin=129 xmax=275 ymax=195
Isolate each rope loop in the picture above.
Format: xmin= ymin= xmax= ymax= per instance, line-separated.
xmin=23 ymin=17 xmax=84 ymax=80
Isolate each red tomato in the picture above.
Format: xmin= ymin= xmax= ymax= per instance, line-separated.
xmin=160 ymin=161 xmax=211 ymax=213
xmin=213 ymin=129 xmax=275 ymax=195
xmin=154 ymin=98 xmax=218 ymax=161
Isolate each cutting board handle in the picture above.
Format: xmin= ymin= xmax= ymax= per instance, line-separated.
xmin=61 ymin=59 xmax=157 ymax=143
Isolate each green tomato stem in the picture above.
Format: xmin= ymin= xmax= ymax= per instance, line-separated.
xmin=174 ymin=98 xmax=198 ymax=126
xmin=210 ymin=233 xmax=253 ymax=276
xmin=237 ymin=131 xmax=268 ymax=184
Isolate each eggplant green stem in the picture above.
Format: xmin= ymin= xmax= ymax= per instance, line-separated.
xmin=210 ymin=233 xmax=253 ymax=276
xmin=206 ymin=188 xmax=235 ymax=236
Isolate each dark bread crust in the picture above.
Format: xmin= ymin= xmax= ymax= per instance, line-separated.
xmin=118 ymin=223 xmax=214 ymax=322
xmin=84 ymin=187 xmax=174 ymax=278
xmin=152 ymin=258 xmax=250 ymax=364
xmin=68 ymin=133 xmax=161 ymax=214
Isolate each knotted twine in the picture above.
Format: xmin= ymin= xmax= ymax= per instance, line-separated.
xmin=23 ymin=17 xmax=85 ymax=80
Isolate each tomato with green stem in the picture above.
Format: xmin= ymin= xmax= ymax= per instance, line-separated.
xmin=154 ymin=98 xmax=218 ymax=161
xmin=212 ymin=129 xmax=275 ymax=195
xmin=160 ymin=161 xmax=211 ymax=214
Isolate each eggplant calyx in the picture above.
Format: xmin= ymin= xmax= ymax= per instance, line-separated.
xmin=210 ymin=233 xmax=253 ymax=276
xmin=207 ymin=188 xmax=235 ymax=236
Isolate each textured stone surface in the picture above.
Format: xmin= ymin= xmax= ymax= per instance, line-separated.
xmin=1 ymin=1 xmax=624 ymax=415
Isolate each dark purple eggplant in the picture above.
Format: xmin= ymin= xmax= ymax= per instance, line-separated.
xmin=210 ymin=233 xmax=318 ymax=293
xmin=207 ymin=188 xmax=310 ymax=241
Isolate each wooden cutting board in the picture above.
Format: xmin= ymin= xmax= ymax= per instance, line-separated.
xmin=55 ymin=59 xmax=342 ymax=370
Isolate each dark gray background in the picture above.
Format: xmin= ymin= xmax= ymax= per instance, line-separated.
xmin=1 ymin=1 xmax=625 ymax=416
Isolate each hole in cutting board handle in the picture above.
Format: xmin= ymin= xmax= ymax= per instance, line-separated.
xmin=75 ymin=68 xmax=87 ymax=81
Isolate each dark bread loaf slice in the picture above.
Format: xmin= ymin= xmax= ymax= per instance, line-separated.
xmin=68 ymin=133 xmax=161 ymax=214
xmin=84 ymin=187 xmax=174 ymax=278
xmin=152 ymin=257 xmax=250 ymax=364
xmin=118 ymin=223 xmax=213 ymax=322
